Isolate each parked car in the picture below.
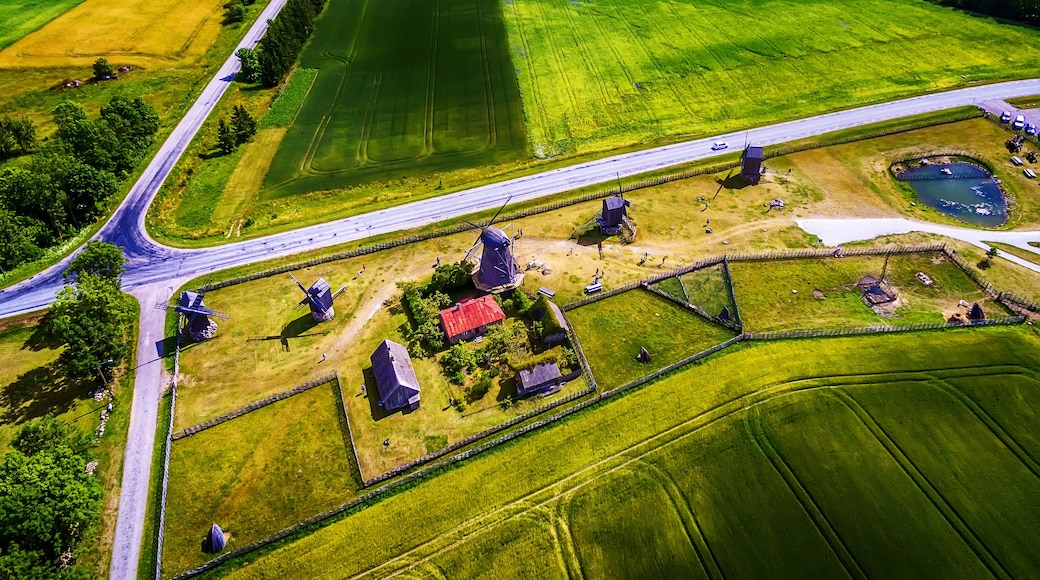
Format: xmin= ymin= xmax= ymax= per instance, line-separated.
xmin=1026 ymin=123 xmax=1038 ymax=136
xmin=1013 ymin=114 xmax=1026 ymax=130
xmin=711 ymin=141 xmax=728 ymax=151
xmin=1001 ymin=111 xmax=1013 ymax=123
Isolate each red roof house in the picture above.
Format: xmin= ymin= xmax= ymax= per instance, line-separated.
xmin=440 ymin=295 xmax=506 ymax=345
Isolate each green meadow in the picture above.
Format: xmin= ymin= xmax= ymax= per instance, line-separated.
xmin=0 ymin=0 xmax=84 ymax=50
xmin=215 ymin=328 xmax=1040 ymax=579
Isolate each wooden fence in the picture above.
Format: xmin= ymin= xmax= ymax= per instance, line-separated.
xmin=745 ymin=316 xmax=1025 ymax=341
xmin=998 ymin=292 xmax=1040 ymax=313
xmin=153 ymin=318 xmax=182 ymax=580
xmin=331 ymin=373 xmax=365 ymax=486
xmin=172 ymin=373 xmax=337 ymax=440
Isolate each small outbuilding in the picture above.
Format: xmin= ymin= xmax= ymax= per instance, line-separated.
xmin=370 ymin=339 xmax=421 ymax=412
xmin=741 ymin=144 xmax=764 ymax=184
xmin=968 ymin=303 xmax=986 ymax=322
xmin=517 ymin=362 xmax=563 ymax=397
xmin=440 ymin=295 xmax=506 ymax=345
xmin=202 ymin=523 xmax=226 ymax=554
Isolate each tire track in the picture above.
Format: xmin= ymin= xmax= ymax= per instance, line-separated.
xmin=551 ymin=496 xmax=583 ymax=580
xmin=831 ymin=388 xmax=1011 ymax=580
xmin=744 ymin=405 xmax=864 ymax=580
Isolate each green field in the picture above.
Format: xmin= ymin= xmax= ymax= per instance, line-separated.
xmin=566 ymin=289 xmax=736 ymax=390
xmin=260 ymin=0 xmax=527 ymax=198
xmin=505 ymin=0 xmax=1040 ymax=156
xmin=0 ymin=0 xmax=84 ymax=50
xmin=650 ymin=263 xmax=738 ymax=320
xmin=216 ymin=328 xmax=1040 ymax=579
xmin=729 ymin=252 xmax=1007 ymax=332
xmin=162 ymin=382 xmax=360 ymax=576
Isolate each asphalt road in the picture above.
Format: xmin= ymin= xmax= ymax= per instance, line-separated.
xmin=0 ymin=25 xmax=1039 ymax=579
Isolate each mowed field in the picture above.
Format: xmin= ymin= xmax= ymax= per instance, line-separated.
xmin=219 ymin=328 xmax=1040 ymax=579
xmin=504 ymin=0 xmax=1040 ymax=156
xmin=0 ymin=0 xmax=227 ymax=68
xmin=260 ymin=0 xmax=527 ymax=198
xmin=0 ymin=0 xmax=84 ymax=50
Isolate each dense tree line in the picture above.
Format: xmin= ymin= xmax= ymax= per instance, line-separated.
xmin=0 ymin=416 xmax=103 ymax=578
xmin=932 ymin=0 xmax=1039 ymax=23
xmin=0 ymin=98 xmax=159 ymax=272
xmin=255 ymin=0 xmax=327 ymax=87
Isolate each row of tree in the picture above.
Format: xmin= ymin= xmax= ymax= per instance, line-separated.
xmin=251 ymin=0 xmax=327 ymax=87
xmin=0 ymin=98 xmax=159 ymax=272
xmin=932 ymin=0 xmax=1039 ymax=23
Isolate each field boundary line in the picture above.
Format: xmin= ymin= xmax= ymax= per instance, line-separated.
xmin=171 ymin=373 xmax=337 ymax=440
xmin=832 ymin=389 xmax=1012 ymax=579
xmin=932 ymin=380 xmax=1040 ymax=478
xmin=153 ymin=316 xmax=182 ymax=580
xmin=744 ymin=406 xmax=866 ymax=580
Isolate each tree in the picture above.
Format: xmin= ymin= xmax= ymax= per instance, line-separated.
xmin=49 ymin=273 xmax=136 ymax=382
xmin=100 ymin=96 xmax=160 ymax=174
xmin=224 ymin=2 xmax=246 ymax=24
xmin=64 ymin=241 xmax=125 ymax=285
xmin=216 ymin=118 xmax=236 ymax=155
xmin=986 ymin=246 xmax=999 ymax=260
xmin=92 ymin=57 xmax=113 ymax=80
xmin=230 ymin=105 xmax=257 ymax=145
xmin=7 ymin=117 xmax=36 ymax=154
xmin=12 ymin=416 xmax=92 ymax=458
xmin=235 ymin=48 xmax=260 ymax=84
xmin=0 ymin=208 xmax=45 ymax=271
xmin=0 ymin=421 xmax=103 ymax=570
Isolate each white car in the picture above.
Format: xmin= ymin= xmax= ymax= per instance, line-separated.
xmin=1013 ymin=114 xmax=1026 ymax=130
xmin=711 ymin=141 xmax=728 ymax=151
xmin=1001 ymin=111 xmax=1013 ymax=123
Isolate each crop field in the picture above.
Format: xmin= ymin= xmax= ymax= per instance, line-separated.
xmin=259 ymin=0 xmax=527 ymax=199
xmin=566 ymin=289 xmax=736 ymax=390
xmin=218 ymin=327 xmax=1040 ymax=579
xmin=504 ymin=0 xmax=1040 ymax=157
xmin=162 ymin=382 xmax=360 ymax=576
xmin=0 ymin=0 xmax=227 ymax=69
xmin=729 ymin=252 xmax=1008 ymax=332
xmin=0 ymin=0 xmax=84 ymax=51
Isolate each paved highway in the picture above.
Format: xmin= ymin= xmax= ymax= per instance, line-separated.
xmin=0 ymin=17 xmax=1039 ymax=577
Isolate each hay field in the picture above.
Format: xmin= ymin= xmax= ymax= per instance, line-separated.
xmin=505 ymin=0 xmax=1040 ymax=157
xmin=0 ymin=0 xmax=227 ymax=69
xmin=0 ymin=0 xmax=84 ymax=50
xmin=259 ymin=0 xmax=527 ymax=199
xmin=219 ymin=328 xmax=1040 ymax=579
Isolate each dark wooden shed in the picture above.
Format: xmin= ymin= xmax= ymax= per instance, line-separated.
xmin=517 ymin=362 xmax=562 ymax=397
xmin=370 ymin=339 xmax=421 ymax=412
xmin=741 ymin=145 xmax=764 ymax=184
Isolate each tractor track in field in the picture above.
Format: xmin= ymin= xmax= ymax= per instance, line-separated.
xmin=348 ymin=364 xmax=1021 ymax=579
xmin=831 ymin=388 xmax=1012 ymax=580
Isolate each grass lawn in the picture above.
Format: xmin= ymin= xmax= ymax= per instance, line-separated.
xmin=216 ymin=327 xmax=1040 ymax=579
xmin=0 ymin=0 xmax=226 ymax=69
xmin=985 ymin=242 xmax=1040 ymax=268
xmin=0 ymin=0 xmax=84 ymax=50
xmin=161 ymin=382 xmax=360 ymax=577
xmin=679 ymin=263 xmax=735 ymax=319
xmin=505 ymin=0 xmax=1040 ymax=158
xmin=566 ymin=289 xmax=736 ymax=390
xmin=1006 ymin=95 xmax=1040 ymax=110
xmin=259 ymin=0 xmax=527 ymax=199
xmin=729 ymin=252 xmax=1007 ymax=332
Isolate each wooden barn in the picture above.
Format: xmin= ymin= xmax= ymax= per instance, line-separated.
xmin=517 ymin=362 xmax=563 ymax=397
xmin=741 ymin=144 xmax=764 ymax=184
xmin=370 ymin=339 xmax=421 ymax=412
xmin=440 ymin=295 xmax=505 ymax=345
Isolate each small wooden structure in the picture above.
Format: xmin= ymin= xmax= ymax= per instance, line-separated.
xmin=637 ymin=347 xmax=651 ymax=363
xmin=370 ymin=339 xmax=421 ymax=412
xmin=289 ymin=273 xmax=335 ymax=321
xmin=719 ymin=306 xmax=732 ymax=324
xmin=968 ymin=303 xmax=986 ymax=322
xmin=173 ymin=291 xmax=229 ymax=341
xmin=518 ymin=362 xmax=563 ymax=397
xmin=741 ymin=144 xmax=764 ymax=184
xmin=597 ymin=195 xmax=631 ymax=235
xmin=440 ymin=295 xmax=506 ymax=345
xmin=202 ymin=523 xmax=227 ymax=554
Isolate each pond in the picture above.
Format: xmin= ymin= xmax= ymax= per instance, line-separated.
xmin=897 ymin=162 xmax=1006 ymax=227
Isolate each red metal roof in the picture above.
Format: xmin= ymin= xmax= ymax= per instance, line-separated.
xmin=440 ymin=295 xmax=505 ymax=339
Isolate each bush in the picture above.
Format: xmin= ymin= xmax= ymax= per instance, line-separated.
xmin=92 ymin=57 xmax=113 ymax=80
xmin=470 ymin=372 xmax=492 ymax=399
xmin=224 ymin=2 xmax=246 ymax=24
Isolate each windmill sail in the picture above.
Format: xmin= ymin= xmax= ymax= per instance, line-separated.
xmin=289 ymin=273 xmax=335 ymax=321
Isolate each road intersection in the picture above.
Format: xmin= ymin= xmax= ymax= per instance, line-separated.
xmin=1 ymin=15 xmax=1039 ymax=577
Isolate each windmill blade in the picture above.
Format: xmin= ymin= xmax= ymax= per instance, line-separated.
xmin=332 ymin=286 xmax=347 ymax=299
xmin=463 ymin=238 xmax=482 ymax=262
xmin=154 ymin=302 xmax=171 ymax=311
xmin=462 ymin=219 xmax=483 ymax=231
xmin=482 ymin=197 xmax=511 ymax=229
xmin=287 ymin=273 xmax=310 ymax=296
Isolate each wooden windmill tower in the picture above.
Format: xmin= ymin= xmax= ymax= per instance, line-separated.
xmin=289 ymin=273 xmax=336 ymax=321
xmin=464 ymin=199 xmax=524 ymax=293
xmin=157 ymin=291 xmax=229 ymax=341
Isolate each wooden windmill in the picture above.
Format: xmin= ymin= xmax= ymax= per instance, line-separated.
xmin=156 ymin=291 xmax=229 ymax=341
xmin=463 ymin=198 xmax=524 ymax=293
xmin=289 ymin=273 xmax=336 ymax=321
